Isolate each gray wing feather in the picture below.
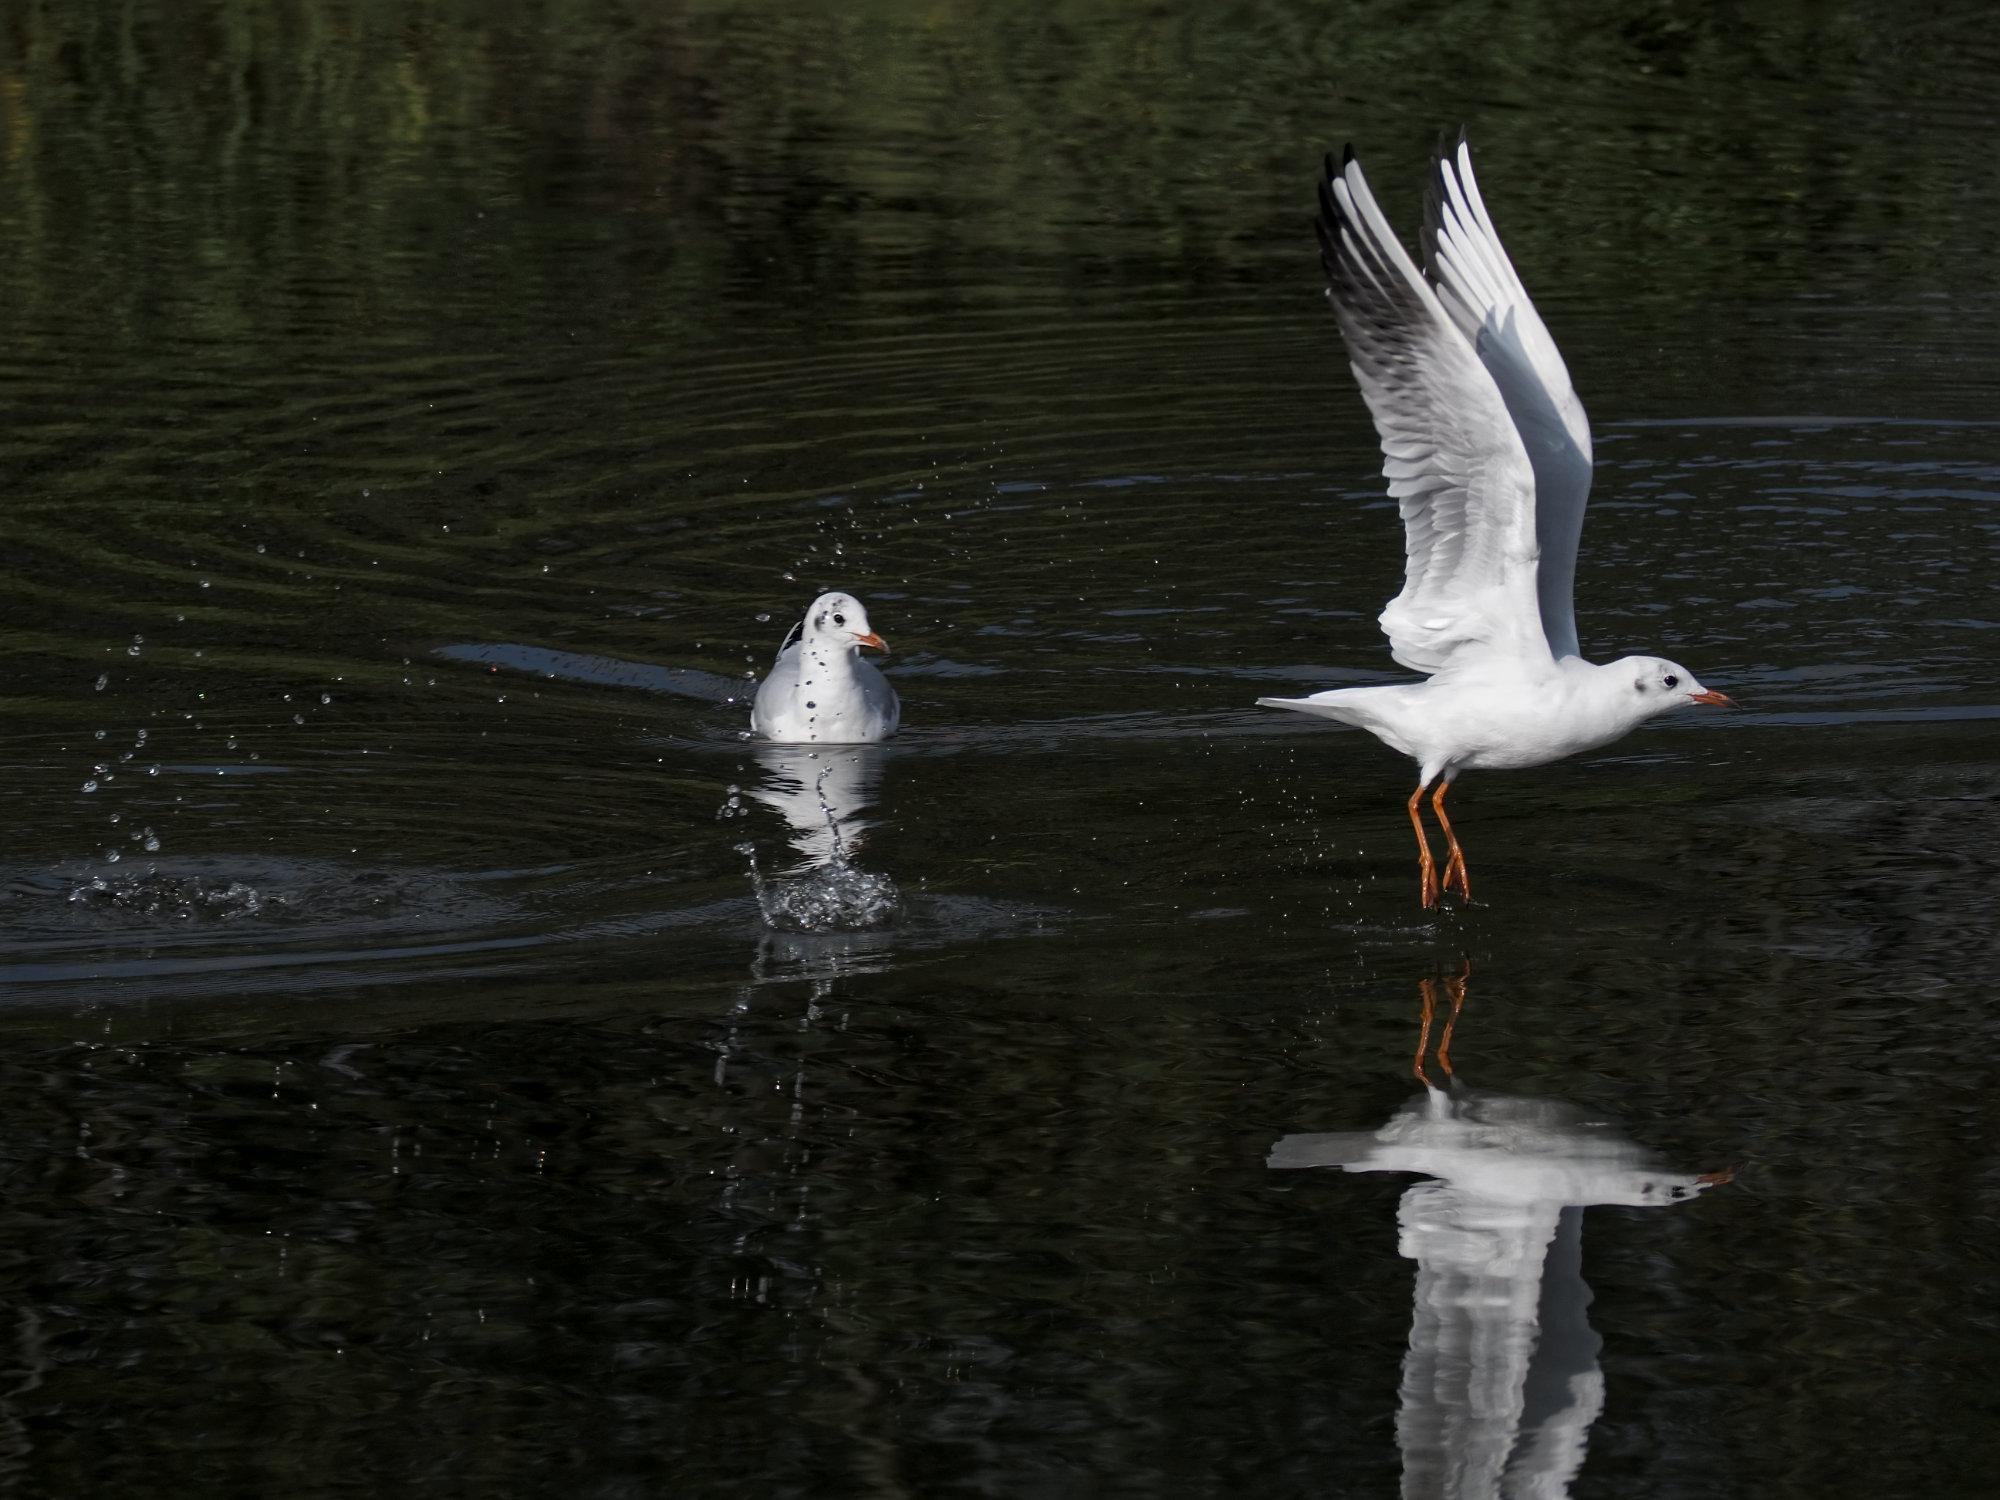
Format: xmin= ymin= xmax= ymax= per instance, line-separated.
xmin=1421 ymin=136 xmax=1594 ymax=660
xmin=1317 ymin=148 xmax=1552 ymax=676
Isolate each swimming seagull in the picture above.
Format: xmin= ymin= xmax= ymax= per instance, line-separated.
xmin=1259 ymin=138 xmax=1734 ymax=907
xmin=751 ymin=591 xmax=899 ymax=743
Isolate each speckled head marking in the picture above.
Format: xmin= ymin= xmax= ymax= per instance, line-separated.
xmin=801 ymin=592 xmax=888 ymax=655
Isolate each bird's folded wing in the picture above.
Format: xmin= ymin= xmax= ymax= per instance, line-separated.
xmin=1421 ymin=136 xmax=1594 ymax=660
xmin=1319 ymin=148 xmax=1552 ymax=677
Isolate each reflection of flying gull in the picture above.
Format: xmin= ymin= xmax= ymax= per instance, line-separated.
xmin=1257 ymin=138 xmax=1732 ymax=906
xmin=1270 ymin=991 xmax=1725 ymax=1497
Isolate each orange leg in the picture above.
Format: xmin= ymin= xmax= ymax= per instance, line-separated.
xmin=1407 ymin=784 xmax=1440 ymax=909
xmin=1431 ymin=781 xmax=1470 ymax=901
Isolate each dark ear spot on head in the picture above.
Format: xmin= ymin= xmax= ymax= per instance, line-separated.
xmin=1635 ymin=677 xmax=1646 ymax=693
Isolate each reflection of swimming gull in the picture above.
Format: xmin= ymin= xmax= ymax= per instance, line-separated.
xmin=742 ymin=743 xmax=899 ymax=932
xmin=1270 ymin=985 xmax=1725 ymax=1497
xmin=752 ymin=592 xmax=898 ymax=743
xmin=746 ymin=744 xmax=885 ymax=870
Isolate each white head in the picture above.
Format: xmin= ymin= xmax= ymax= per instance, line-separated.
xmin=800 ymin=592 xmax=888 ymax=655
xmin=1617 ymin=655 xmax=1734 ymax=720
xmin=1590 ymin=1168 xmax=1732 ymax=1209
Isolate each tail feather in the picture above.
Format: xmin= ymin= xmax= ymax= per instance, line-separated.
xmin=1256 ymin=690 xmax=1381 ymax=728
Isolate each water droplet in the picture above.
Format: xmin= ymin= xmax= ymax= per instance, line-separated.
xmin=320 ymin=693 xmax=331 ymax=705
xmin=93 ymin=729 xmax=106 ymax=741
xmin=292 ymin=714 xmax=305 ymax=725
xmin=93 ymin=673 xmax=108 ymax=692
xmin=199 ymin=579 xmax=211 ymax=590
xmin=756 ymin=612 xmax=771 ymax=623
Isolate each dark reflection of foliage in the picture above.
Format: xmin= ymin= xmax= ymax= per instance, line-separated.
xmin=0 ymin=0 xmax=1993 ymax=346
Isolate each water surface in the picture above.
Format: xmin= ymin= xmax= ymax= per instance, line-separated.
xmin=1 ymin=2 xmax=1998 ymax=1494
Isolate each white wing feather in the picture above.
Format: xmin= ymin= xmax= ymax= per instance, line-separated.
xmin=1422 ymin=136 xmax=1594 ymax=660
xmin=1317 ymin=148 xmax=1552 ymax=676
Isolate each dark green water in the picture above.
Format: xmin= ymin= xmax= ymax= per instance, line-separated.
xmin=2 ymin=2 xmax=1999 ymax=1494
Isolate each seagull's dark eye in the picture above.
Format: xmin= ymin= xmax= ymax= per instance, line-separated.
xmin=833 ymin=613 xmax=846 ymax=627
xmin=1664 ymin=673 xmax=1680 ymax=689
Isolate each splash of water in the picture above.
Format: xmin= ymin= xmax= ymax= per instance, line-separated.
xmin=736 ymin=758 xmax=901 ymax=933
xmin=750 ymin=857 xmax=900 ymax=932
xmin=67 ymin=872 xmax=276 ymax=920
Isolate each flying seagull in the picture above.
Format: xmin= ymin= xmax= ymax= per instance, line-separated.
xmin=1260 ymin=138 xmax=1733 ymax=906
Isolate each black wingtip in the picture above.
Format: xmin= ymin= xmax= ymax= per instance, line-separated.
xmin=1420 ymin=153 xmax=1444 ymax=266
xmin=1340 ymin=142 xmax=1357 ymax=169
xmin=1431 ymin=126 xmax=1471 ymax=178
xmin=1314 ymin=157 xmax=1348 ymax=287
xmin=1315 ymin=173 xmax=1344 ymax=246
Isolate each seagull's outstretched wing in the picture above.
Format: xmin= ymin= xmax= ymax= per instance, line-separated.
xmin=1421 ymin=135 xmax=1594 ymax=661
xmin=1318 ymin=148 xmax=1552 ymax=676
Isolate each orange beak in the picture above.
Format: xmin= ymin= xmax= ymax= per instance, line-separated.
xmin=853 ymin=631 xmax=888 ymax=652
xmin=1688 ymin=689 xmax=1735 ymax=707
